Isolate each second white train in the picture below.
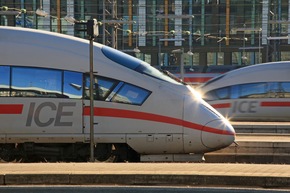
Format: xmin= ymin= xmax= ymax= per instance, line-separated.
xmin=197 ymin=62 xmax=290 ymax=122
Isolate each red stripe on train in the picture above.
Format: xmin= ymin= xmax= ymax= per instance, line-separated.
xmin=183 ymin=77 xmax=213 ymax=83
xmin=0 ymin=104 xmax=24 ymax=114
xmin=83 ymin=107 xmax=234 ymax=135
xmin=83 ymin=107 xmax=183 ymax=125
xmin=261 ymin=102 xmax=290 ymax=107
xmin=210 ymin=103 xmax=231 ymax=109
xmin=211 ymin=101 xmax=290 ymax=108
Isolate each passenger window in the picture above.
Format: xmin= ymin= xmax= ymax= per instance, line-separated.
xmin=84 ymin=76 xmax=96 ymax=99
xmin=64 ymin=71 xmax=83 ymax=99
xmin=215 ymin=87 xmax=230 ymax=99
xmin=266 ymin=82 xmax=283 ymax=98
xmin=111 ymin=83 xmax=151 ymax=105
xmin=203 ymin=87 xmax=229 ymax=101
xmin=11 ymin=67 xmax=62 ymax=97
xmin=202 ymin=91 xmax=218 ymax=101
xmin=281 ymin=82 xmax=290 ymax=98
xmin=97 ymin=77 xmax=118 ymax=100
xmin=239 ymin=83 xmax=267 ymax=98
xmin=84 ymin=75 xmax=117 ymax=100
xmin=0 ymin=66 xmax=10 ymax=97
xmin=231 ymin=85 xmax=239 ymax=99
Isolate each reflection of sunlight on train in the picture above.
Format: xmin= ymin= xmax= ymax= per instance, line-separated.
xmin=0 ymin=26 xmax=235 ymax=163
xmin=188 ymin=86 xmax=203 ymax=100
xmin=188 ymin=86 xmax=232 ymax=125
xmin=197 ymin=62 xmax=290 ymax=122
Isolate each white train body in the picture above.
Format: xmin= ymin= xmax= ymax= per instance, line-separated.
xmin=0 ymin=26 xmax=235 ymax=162
xmin=197 ymin=62 xmax=290 ymax=122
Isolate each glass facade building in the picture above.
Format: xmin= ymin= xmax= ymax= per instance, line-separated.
xmin=1 ymin=0 xmax=290 ymax=68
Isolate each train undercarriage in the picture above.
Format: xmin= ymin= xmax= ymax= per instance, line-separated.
xmin=0 ymin=143 xmax=140 ymax=163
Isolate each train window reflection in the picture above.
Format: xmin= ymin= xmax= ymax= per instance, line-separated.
xmin=203 ymin=82 xmax=290 ymax=101
xmin=215 ymin=87 xmax=230 ymax=99
xmin=239 ymin=83 xmax=267 ymax=98
xmin=11 ymin=67 xmax=62 ymax=97
xmin=203 ymin=87 xmax=229 ymax=101
xmin=64 ymin=71 xmax=83 ymax=99
xmin=266 ymin=82 xmax=284 ymax=98
xmin=202 ymin=90 xmax=217 ymax=101
xmin=84 ymin=75 xmax=117 ymax=100
xmin=97 ymin=77 xmax=117 ymax=100
xmin=281 ymin=82 xmax=290 ymax=98
xmin=231 ymin=85 xmax=239 ymax=99
xmin=0 ymin=66 xmax=10 ymax=97
xmin=111 ymin=84 xmax=151 ymax=105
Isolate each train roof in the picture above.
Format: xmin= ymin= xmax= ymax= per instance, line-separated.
xmin=0 ymin=26 xmax=96 ymax=48
xmin=198 ymin=61 xmax=290 ymax=91
xmin=0 ymin=26 xmax=107 ymax=72
xmin=0 ymin=26 xmax=182 ymax=85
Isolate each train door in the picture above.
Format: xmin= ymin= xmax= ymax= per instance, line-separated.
xmin=82 ymin=74 xmax=123 ymax=137
xmin=82 ymin=74 xmax=126 ymax=161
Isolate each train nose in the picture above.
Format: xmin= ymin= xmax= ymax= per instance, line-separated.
xmin=201 ymin=119 xmax=236 ymax=150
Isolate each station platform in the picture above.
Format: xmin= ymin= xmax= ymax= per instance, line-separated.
xmin=0 ymin=122 xmax=289 ymax=188
xmin=231 ymin=121 xmax=290 ymax=133
xmin=205 ymin=121 xmax=290 ymax=164
xmin=0 ymin=162 xmax=290 ymax=188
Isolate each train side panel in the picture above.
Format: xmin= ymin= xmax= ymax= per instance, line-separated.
xmin=210 ymin=98 xmax=290 ymax=121
xmin=0 ymin=98 xmax=83 ymax=143
xmin=198 ymin=62 xmax=290 ymax=122
xmin=82 ymin=83 xmax=185 ymax=154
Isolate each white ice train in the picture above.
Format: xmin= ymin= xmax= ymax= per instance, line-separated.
xmin=197 ymin=62 xmax=290 ymax=122
xmin=0 ymin=26 xmax=235 ymax=162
